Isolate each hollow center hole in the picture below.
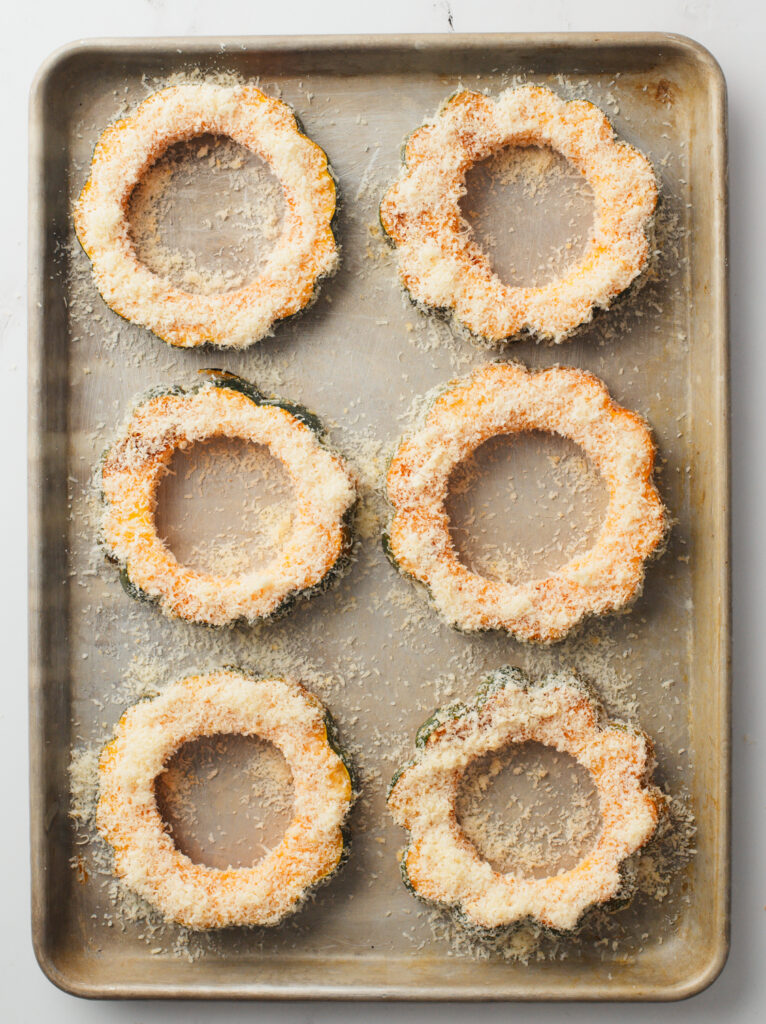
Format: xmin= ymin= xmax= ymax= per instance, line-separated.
xmin=128 ymin=133 xmax=285 ymax=294
xmin=459 ymin=145 xmax=594 ymax=288
xmin=155 ymin=437 xmax=296 ymax=575
xmin=456 ymin=741 xmax=602 ymax=878
xmin=446 ymin=432 xmax=608 ymax=584
xmin=155 ymin=734 xmax=295 ymax=869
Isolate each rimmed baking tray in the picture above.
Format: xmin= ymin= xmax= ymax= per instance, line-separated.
xmin=29 ymin=33 xmax=729 ymax=1000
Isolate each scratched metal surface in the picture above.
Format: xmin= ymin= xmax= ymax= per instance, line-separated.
xmin=28 ymin=35 xmax=728 ymax=1000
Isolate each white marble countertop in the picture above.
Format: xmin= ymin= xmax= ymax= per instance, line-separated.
xmin=4 ymin=0 xmax=764 ymax=1020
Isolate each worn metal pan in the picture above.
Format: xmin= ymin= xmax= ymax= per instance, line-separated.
xmin=29 ymin=33 xmax=729 ymax=1000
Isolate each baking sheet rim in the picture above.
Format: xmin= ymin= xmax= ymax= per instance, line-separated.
xmin=27 ymin=30 xmax=730 ymax=1001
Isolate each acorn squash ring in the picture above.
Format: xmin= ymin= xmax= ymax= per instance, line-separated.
xmin=388 ymin=667 xmax=664 ymax=933
xmin=385 ymin=361 xmax=666 ymax=642
xmin=97 ymin=670 xmax=355 ymax=929
xmin=100 ymin=371 xmax=357 ymax=626
xmin=379 ymin=85 xmax=657 ymax=343
xmin=75 ymin=83 xmax=338 ymax=348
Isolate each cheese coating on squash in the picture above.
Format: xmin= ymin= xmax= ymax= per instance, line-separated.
xmin=388 ymin=668 xmax=664 ymax=933
xmin=100 ymin=373 xmax=356 ymax=626
xmin=75 ymin=82 xmax=338 ymax=348
xmin=385 ymin=361 xmax=666 ymax=642
xmin=97 ymin=670 xmax=354 ymax=929
xmin=380 ymin=86 xmax=657 ymax=343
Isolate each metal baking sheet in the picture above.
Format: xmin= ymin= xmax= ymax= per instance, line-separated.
xmin=28 ymin=33 xmax=729 ymax=1001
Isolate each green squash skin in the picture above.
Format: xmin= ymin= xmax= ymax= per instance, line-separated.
xmin=598 ymin=858 xmax=640 ymax=917
xmin=101 ymin=370 xmax=355 ymax=624
xmin=326 ymin=162 xmax=342 ymax=242
xmin=380 ymin=531 xmax=400 ymax=572
xmin=201 ymin=367 xmax=265 ymax=402
xmin=414 ymin=702 xmax=469 ymax=749
xmin=407 ymin=666 xmax=528 ymax=751
xmin=118 ymin=566 xmax=153 ymax=604
xmin=305 ymin=705 xmax=357 ymax=890
xmin=323 ymin=710 xmax=359 ymax=799
xmin=205 ymin=368 xmax=328 ymax=435
xmin=266 ymin=400 xmax=325 ymax=437
xmin=386 ymin=759 xmax=416 ymax=801
xmin=378 ymin=202 xmax=396 ymax=249
xmin=289 ymin=104 xmax=342 ymax=225
xmin=399 ymin=843 xmax=417 ymax=896
xmin=473 ymin=665 xmax=528 ymax=705
xmin=380 ymin=532 xmax=439 ymax=612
